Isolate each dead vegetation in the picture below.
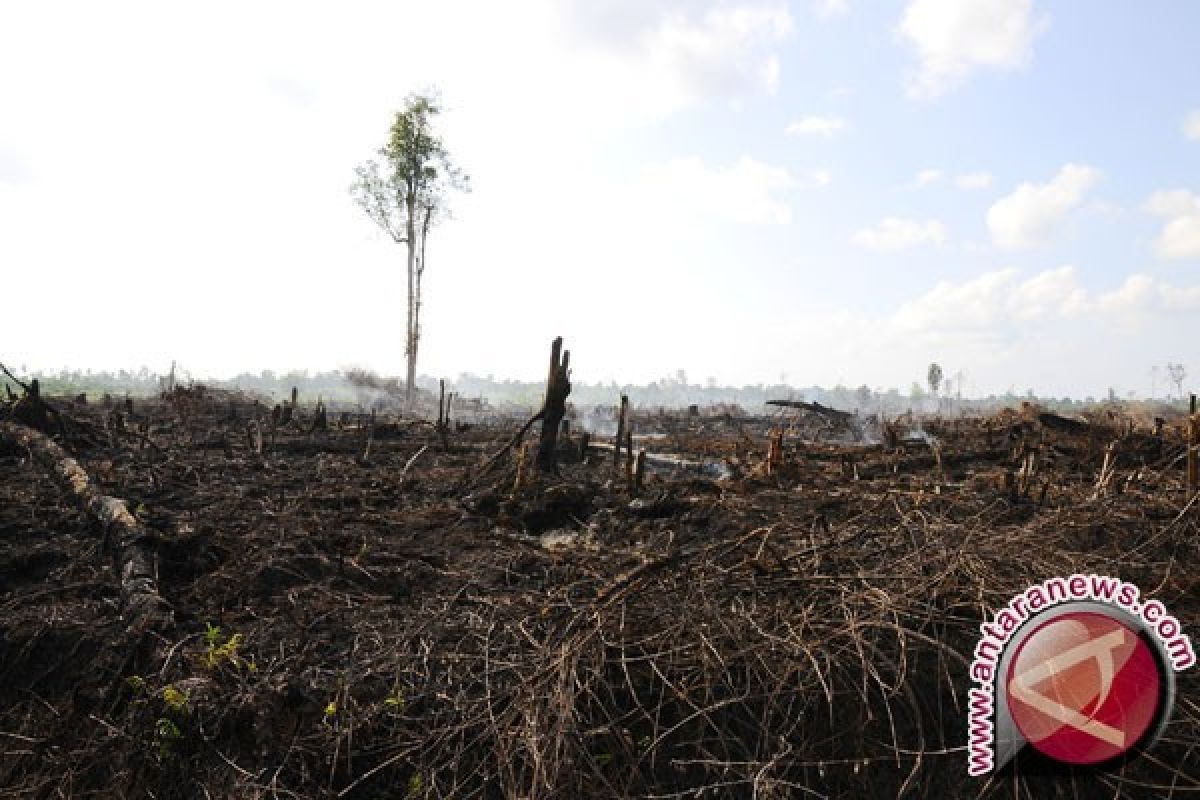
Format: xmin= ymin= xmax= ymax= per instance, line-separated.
xmin=1 ymin=373 xmax=1198 ymax=798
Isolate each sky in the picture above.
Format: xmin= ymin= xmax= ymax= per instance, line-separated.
xmin=1 ymin=0 xmax=1199 ymax=399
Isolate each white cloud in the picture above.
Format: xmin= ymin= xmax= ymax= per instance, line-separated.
xmin=1009 ymin=265 xmax=1089 ymax=319
xmin=986 ymin=163 xmax=1099 ymax=249
xmin=892 ymin=265 xmax=1194 ymax=334
xmin=810 ymin=168 xmax=832 ymax=187
xmin=640 ymin=156 xmax=798 ymax=225
xmin=915 ymin=168 xmax=944 ymax=186
xmin=1094 ymin=274 xmax=1156 ymax=314
xmin=854 ymin=217 xmax=948 ymax=250
xmin=892 ymin=268 xmax=1016 ymax=331
xmin=1183 ymin=110 xmax=1200 ymax=141
xmin=785 ymin=115 xmax=847 ymax=137
xmin=1145 ymin=189 xmax=1200 ymax=260
xmin=813 ymin=0 xmax=848 ymax=19
xmin=1159 ymin=282 xmax=1200 ymax=311
xmin=899 ymin=0 xmax=1049 ymax=98
xmin=562 ymin=2 xmax=794 ymax=115
xmin=955 ymin=171 xmax=992 ymax=189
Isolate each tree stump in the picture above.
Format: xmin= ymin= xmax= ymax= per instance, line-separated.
xmin=633 ymin=449 xmax=646 ymax=494
xmin=614 ymin=394 xmax=629 ymax=473
xmin=625 ymin=430 xmax=635 ymax=482
xmin=536 ymin=337 xmax=571 ymax=472
xmin=310 ymin=398 xmax=328 ymax=433
xmin=437 ymin=379 xmax=447 ymax=431
xmin=12 ymin=379 xmax=51 ymax=431
xmin=1189 ymin=395 xmax=1198 ymax=500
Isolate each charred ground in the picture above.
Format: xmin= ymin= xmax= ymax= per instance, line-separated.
xmin=1 ymin=386 xmax=1197 ymax=798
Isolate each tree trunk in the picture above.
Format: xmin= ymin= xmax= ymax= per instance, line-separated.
xmin=404 ymin=191 xmax=418 ymax=411
xmin=0 ymin=420 xmax=170 ymax=628
xmin=614 ymin=394 xmax=629 ymax=473
xmin=536 ymin=337 xmax=571 ymax=472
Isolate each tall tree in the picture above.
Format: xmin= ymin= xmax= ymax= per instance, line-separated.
xmin=1167 ymin=362 xmax=1187 ymax=399
xmin=351 ymin=92 xmax=468 ymax=409
xmin=926 ymin=362 xmax=943 ymax=396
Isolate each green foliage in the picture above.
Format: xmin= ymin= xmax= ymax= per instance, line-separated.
xmin=383 ymin=691 xmax=406 ymax=712
xmin=202 ymin=623 xmax=248 ymax=671
xmin=350 ymin=90 xmax=469 ymax=243
xmin=154 ymin=717 xmax=183 ymax=758
xmin=161 ymin=685 xmax=190 ymax=712
xmin=405 ymin=773 xmax=423 ymax=799
xmin=155 ymin=686 xmax=190 ymax=759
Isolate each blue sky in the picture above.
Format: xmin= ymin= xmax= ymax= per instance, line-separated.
xmin=1 ymin=0 xmax=1198 ymax=398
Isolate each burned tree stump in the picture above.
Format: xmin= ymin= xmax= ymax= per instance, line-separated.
xmin=309 ymin=397 xmax=328 ymax=433
xmin=536 ymin=337 xmax=571 ymax=472
xmin=614 ymin=394 xmax=629 ymax=473
xmin=436 ymin=380 xmax=451 ymax=450
xmin=12 ymin=378 xmax=51 ymax=431
xmin=624 ymin=429 xmax=634 ymax=482
xmin=1189 ymin=395 xmax=1198 ymax=500
xmin=437 ymin=379 xmax=447 ymax=431
xmin=766 ymin=429 xmax=784 ymax=475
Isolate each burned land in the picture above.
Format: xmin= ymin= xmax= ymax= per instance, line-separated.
xmin=1 ymin=383 xmax=1198 ymax=799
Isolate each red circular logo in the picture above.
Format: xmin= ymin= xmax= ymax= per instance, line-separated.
xmin=1006 ymin=612 xmax=1162 ymax=765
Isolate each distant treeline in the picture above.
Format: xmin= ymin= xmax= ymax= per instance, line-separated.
xmin=3 ymin=366 xmax=1187 ymax=415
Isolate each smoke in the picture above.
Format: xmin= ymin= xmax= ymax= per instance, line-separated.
xmin=343 ymin=367 xmax=404 ymax=411
xmin=901 ymin=425 xmax=939 ymax=447
xmin=344 ymin=368 xmax=403 ymax=394
xmin=578 ymin=405 xmax=619 ymax=437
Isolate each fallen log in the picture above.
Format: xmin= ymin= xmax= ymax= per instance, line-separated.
xmin=766 ymin=399 xmax=854 ymax=422
xmin=1037 ymin=411 xmax=1090 ymax=434
xmin=586 ymin=440 xmax=731 ymax=478
xmin=0 ymin=420 xmax=171 ymax=628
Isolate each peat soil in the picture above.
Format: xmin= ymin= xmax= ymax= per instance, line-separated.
xmin=1 ymin=388 xmax=1197 ymax=798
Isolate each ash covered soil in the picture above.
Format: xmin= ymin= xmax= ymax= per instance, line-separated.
xmin=1 ymin=387 xmax=1197 ymax=799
